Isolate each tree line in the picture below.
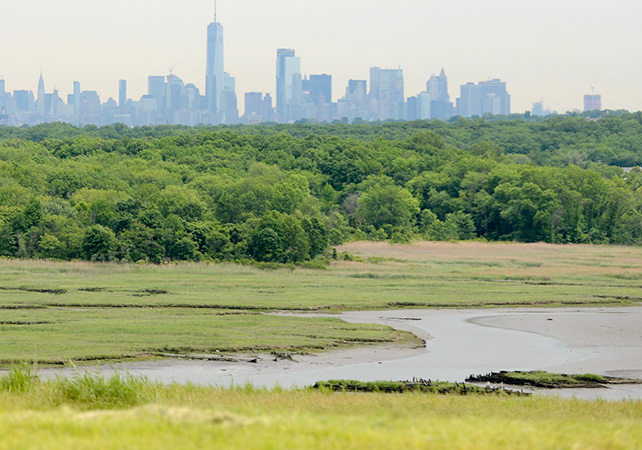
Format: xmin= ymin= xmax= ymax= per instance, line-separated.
xmin=0 ymin=116 xmax=641 ymax=263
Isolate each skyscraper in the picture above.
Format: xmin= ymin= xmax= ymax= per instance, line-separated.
xmin=457 ymin=82 xmax=482 ymax=117
xmin=37 ymin=73 xmax=46 ymax=116
xmin=205 ymin=6 xmax=224 ymax=116
xmin=457 ymin=79 xmax=510 ymax=117
xmin=221 ymin=72 xmax=239 ymax=124
xmin=73 ymin=81 xmax=81 ymax=117
xmin=119 ymin=80 xmax=127 ymax=109
xmin=584 ymin=94 xmax=601 ymax=111
xmin=426 ymin=69 xmax=453 ymax=121
xmin=276 ymin=48 xmax=301 ymax=122
xmin=479 ymin=79 xmax=510 ymax=115
xmin=308 ymin=74 xmax=332 ymax=106
xmin=369 ymin=67 xmax=404 ymax=120
xmin=337 ymin=80 xmax=368 ymax=121
xmin=147 ymin=76 xmax=166 ymax=121
xmin=426 ymin=69 xmax=449 ymax=103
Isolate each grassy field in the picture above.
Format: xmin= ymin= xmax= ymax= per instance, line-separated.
xmin=2 ymin=242 xmax=642 ymax=449
xmin=0 ymin=241 xmax=641 ymax=364
xmin=0 ymin=370 xmax=641 ymax=449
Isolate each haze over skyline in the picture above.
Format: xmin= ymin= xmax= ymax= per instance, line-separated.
xmin=2 ymin=0 xmax=641 ymax=113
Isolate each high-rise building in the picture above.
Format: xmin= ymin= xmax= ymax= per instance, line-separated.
xmin=80 ymin=90 xmax=101 ymax=124
xmin=0 ymin=80 xmax=6 ymax=114
xmin=425 ymin=69 xmax=454 ymax=121
xmin=73 ymin=81 xmax=81 ymax=117
xmin=221 ymin=72 xmax=239 ymax=124
xmin=348 ymin=80 xmax=367 ymax=98
xmin=13 ymin=90 xmax=33 ymax=112
xmin=244 ymin=92 xmax=274 ymax=123
xmin=244 ymin=92 xmax=264 ymax=122
xmin=165 ymin=73 xmax=184 ymax=118
xmin=308 ymin=74 xmax=332 ymax=106
xmin=119 ymin=80 xmax=127 ymax=108
xmin=479 ymin=79 xmax=510 ymax=115
xmin=426 ymin=69 xmax=449 ymax=103
xmin=205 ymin=9 xmax=224 ymax=115
xmin=457 ymin=83 xmax=481 ymax=117
xmin=369 ymin=67 xmax=404 ymax=120
xmin=52 ymin=89 xmax=61 ymax=118
xmin=147 ymin=76 xmax=166 ymax=120
xmin=584 ymin=94 xmax=601 ymax=111
xmin=457 ymin=79 xmax=510 ymax=117
xmin=37 ymin=73 xmax=46 ymax=116
xmin=337 ymin=80 xmax=368 ymax=121
xmin=276 ymin=48 xmax=302 ymax=122
xmin=417 ymin=92 xmax=431 ymax=120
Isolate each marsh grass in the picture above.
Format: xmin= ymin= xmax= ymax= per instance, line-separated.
xmin=313 ymin=379 xmax=527 ymax=395
xmin=51 ymin=371 xmax=159 ymax=409
xmin=465 ymin=371 xmax=642 ymax=389
xmin=0 ymin=241 xmax=641 ymax=365
xmin=0 ymin=364 xmax=38 ymax=393
xmin=1 ymin=366 xmax=159 ymax=409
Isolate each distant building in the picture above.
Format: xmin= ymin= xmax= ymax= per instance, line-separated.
xmin=457 ymin=83 xmax=482 ymax=117
xmin=337 ymin=80 xmax=368 ymax=121
xmin=425 ymin=69 xmax=454 ymax=121
xmin=308 ymin=74 xmax=332 ymax=106
xmin=118 ymin=80 xmax=127 ymax=109
xmin=369 ymin=67 xmax=404 ymax=120
xmin=584 ymin=94 xmax=601 ymax=112
xmin=457 ymin=79 xmax=510 ymax=117
xmin=221 ymin=72 xmax=239 ymax=124
xmin=147 ymin=76 xmax=166 ymax=122
xmin=165 ymin=73 xmax=184 ymax=118
xmin=206 ymin=15 xmax=224 ymax=116
xmin=13 ymin=90 xmax=33 ymax=112
xmin=276 ymin=49 xmax=302 ymax=122
xmin=417 ymin=92 xmax=431 ymax=120
xmin=243 ymin=92 xmax=273 ymax=124
xmin=405 ymin=96 xmax=418 ymax=121
xmin=73 ymin=81 xmax=81 ymax=117
xmin=36 ymin=73 xmax=46 ymax=116
xmin=426 ymin=69 xmax=449 ymax=102
xmin=532 ymin=101 xmax=555 ymax=117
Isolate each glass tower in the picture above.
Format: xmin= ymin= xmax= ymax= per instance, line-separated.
xmin=206 ymin=12 xmax=224 ymax=115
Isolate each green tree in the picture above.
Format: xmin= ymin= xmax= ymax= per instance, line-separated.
xmin=356 ymin=177 xmax=419 ymax=231
xmin=81 ymin=225 xmax=117 ymax=261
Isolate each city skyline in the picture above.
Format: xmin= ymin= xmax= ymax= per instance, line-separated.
xmin=1 ymin=0 xmax=641 ymax=114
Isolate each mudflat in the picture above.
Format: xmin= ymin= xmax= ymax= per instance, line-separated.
xmin=470 ymin=306 xmax=642 ymax=379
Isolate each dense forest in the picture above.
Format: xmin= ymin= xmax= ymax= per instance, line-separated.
xmin=1 ymin=113 xmax=642 ymax=263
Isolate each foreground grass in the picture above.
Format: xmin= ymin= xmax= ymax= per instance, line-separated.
xmin=1 ymin=241 xmax=641 ymax=364
xmin=1 ymin=370 xmax=641 ymax=449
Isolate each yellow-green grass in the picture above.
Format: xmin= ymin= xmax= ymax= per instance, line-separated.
xmin=0 ymin=241 xmax=640 ymax=311
xmin=0 ymin=241 xmax=641 ymax=365
xmin=0 ymin=308 xmax=410 ymax=364
xmin=1 ymin=381 xmax=641 ymax=449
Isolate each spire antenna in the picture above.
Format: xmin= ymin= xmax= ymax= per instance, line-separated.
xmin=214 ymin=0 xmax=217 ymax=22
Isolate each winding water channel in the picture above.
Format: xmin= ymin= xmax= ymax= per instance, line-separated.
xmin=40 ymin=306 xmax=642 ymax=400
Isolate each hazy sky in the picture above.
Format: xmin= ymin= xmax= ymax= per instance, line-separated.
xmin=2 ymin=0 xmax=641 ymax=113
